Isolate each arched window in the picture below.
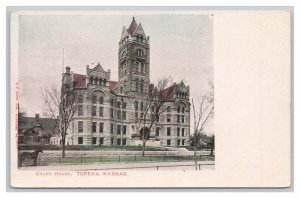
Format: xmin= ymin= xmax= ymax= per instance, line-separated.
xmin=103 ymin=79 xmax=107 ymax=86
xmin=78 ymin=95 xmax=83 ymax=103
xmin=136 ymin=49 xmax=144 ymax=57
xmin=99 ymin=96 xmax=104 ymax=104
xmin=92 ymin=95 xmax=97 ymax=104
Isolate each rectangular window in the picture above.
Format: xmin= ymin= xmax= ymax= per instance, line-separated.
xmin=78 ymin=121 xmax=83 ymax=133
xmin=177 ymin=127 xmax=180 ymax=136
xmin=140 ymin=113 xmax=144 ymax=119
xmin=122 ymin=111 xmax=126 ymax=120
xmin=92 ymin=122 xmax=97 ymax=133
xmin=134 ymin=101 xmax=138 ymax=111
xmin=99 ymin=122 xmax=104 ymax=133
xmin=181 ymin=115 xmax=184 ymax=123
xmin=100 ymin=137 xmax=104 ymax=145
xmin=177 ymin=139 xmax=180 ymax=146
xmin=117 ymin=138 xmax=121 ymax=145
xmin=78 ymin=105 xmax=83 ymax=116
xmin=110 ymin=123 xmax=114 ymax=134
xmin=111 ymin=138 xmax=114 ymax=145
xmin=117 ymin=125 xmax=121 ymax=134
xmin=92 ymin=106 xmax=96 ymax=116
xmin=122 ymin=139 xmax=127 ymax=145
xmin=177 ymin=107 xmax=180 ymax=113
xmin=167 ymin=127 xmax=171 ymax=136
xmin=156 ymin=127 xmax=160 ymax=136
xmin=182 ymin=140 xmax=185 ymax=146
xmin=99 ymin=107 xmax=104 ymax=117
xmin=177 ymin=115 xmax=180 ymax=123
xmin=167 ymin=139 xmax=171 ymax=146
xmin=123 ymin=125 xmax=127 ymax=135
xmin=156 ymin=114 xmax=159 ymax=121
xmin=92 ymin=137 xmax=97 ymax=145
xmin=78 ymin=137 xmax=83 ymax=144
xmin=117 ymin=110 xmax=121 ymax=120
xmin=167 ymin=114 xmax=171 ymax=122
xmin=140 ymin=102 xmax=144 ymax=111
xmin=182 ymin=107 xmax=185 ymax=114
xmin=167 ymin=106 xmax=171 ymax=112
xmin=135 ymin=112 xmax=138 ymax=118
xmin=181 ymin=128 xmax=185 ymax=136
xmin=110 ymin=109 xmax=114 ymax=118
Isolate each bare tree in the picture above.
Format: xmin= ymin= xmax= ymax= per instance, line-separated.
xmin=192 ymin=80 xmax=214 ymax=170
xmin=139 ymin=77 xmax=173 ymax=157
xmin=41 ymin=83 xmax=79 ymax=158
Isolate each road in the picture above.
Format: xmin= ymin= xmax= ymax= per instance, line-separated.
xmin=19 ymin=160 xmax=215 ymax=171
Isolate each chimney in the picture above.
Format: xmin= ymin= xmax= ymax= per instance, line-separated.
xmin=65 ymin=66 xmax=70 ymax=74
xmin=35 ymin=114 xmax=40 ymax=125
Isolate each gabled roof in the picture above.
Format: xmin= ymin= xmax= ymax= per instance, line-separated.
xmin=73 ymin=73 xmax=86 ymax=88
xmin=159 ymin=84 xmax=177 ymax=101
xmin=133 ymin=23 xmax=146 ymax=37
xmin=108 ymin=80 xmax=118 ymax=91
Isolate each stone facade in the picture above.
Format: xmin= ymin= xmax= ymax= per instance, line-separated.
xmin=62 ymin=17 xmax=190 ymax=147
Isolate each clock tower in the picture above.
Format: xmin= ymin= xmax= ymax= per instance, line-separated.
xmin=118 ymin=17 xmax=150 ymax=96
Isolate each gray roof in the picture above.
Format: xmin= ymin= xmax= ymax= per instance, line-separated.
xmin=19 ymin=116 xmax=57 ymax=131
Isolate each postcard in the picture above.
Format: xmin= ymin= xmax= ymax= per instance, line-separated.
xmin=10 ymin=9 xmax=291 ymax=188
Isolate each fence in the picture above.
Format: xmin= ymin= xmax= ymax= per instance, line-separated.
xmin=31 ymin=154 xmax=214 ymax=166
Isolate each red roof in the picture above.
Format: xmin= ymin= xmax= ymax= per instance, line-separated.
xmin=127 ymin=17 xmax=137 ymax=34
xmin=73 ymin=73 xmax=86 ymax=88
xmin=159 ymin=84 xmax=176 ymax=101
xmin=108 ymin=80 xmax=118 ymax=91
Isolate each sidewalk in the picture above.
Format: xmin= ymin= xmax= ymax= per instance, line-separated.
xmin=19 ymin=160 xmax=215 ymax=171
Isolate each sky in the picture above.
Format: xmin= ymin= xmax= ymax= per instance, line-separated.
xmin=18 ymin=13 xmax=214 ymax=134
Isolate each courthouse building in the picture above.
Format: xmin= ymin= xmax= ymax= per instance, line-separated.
xmin=62 ymin=17 xmax=190 ymax=147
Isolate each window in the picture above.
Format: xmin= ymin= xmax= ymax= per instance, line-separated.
xmin=181 ymin=115 xmax=184 ymax=123
xmin=99 ymin=78 xmax=103 ymax=86
xmin=136 ymin=49 xmax=144 ymax=57
xmin=177 ymin=107 xmax=180 ymax=113
xmin=92 ymin=122 xmax=97 ymax=133
xmin=117 ymin=101 xmax=121 ymax=109
xmin=167 ymin=114 xmax=171 ymax=122
xmin=177 ymin=139 xmax=180 ymax=146
xmin=100 ymin=122 xmax=104 ymax=133
xmin=78 ymin=105 xmax=83 ymax=116
xmin=117 ymin=138 xmax=121 ymax=145
xmin=182 ymin=107 xmax=185 ymax=114
xmin=92 ymin=95 xmax=97 ymax=104
xmin=117 ymin=110 xmax=121 ymax=120
xmin=167 ymin=139 xmax=171 ymax=146
xmin=140 ymin=80 xmax=144 ymax=93
xmin=135 ymin=112 xmax=138 ymax=118
xmin=140 ymin=102 xmax=144 ymax=111
xmin=156 ymin=114 xmax=160 ymax=121
xmin=92 ymin=106 xmax=96 ymax=116
xmin=134 ymin=101 xmax=138 ymax=111
xmin=167 ymin=127 xmax=171 ymax=136
xmin=151 ymin=106 xmax=155 ymax=112
xmin=111 ymin=138 xmax=114 ymax=145
xmin=110 ymin=109 xmax=114 ymax=118
xmin=141 ymin=63 xmax=144 ymax=73
xmin=78 ymin=95 xmax=83 ymax=103
xmin=110 ymin=98 xmax=114 ymax=106
xmin=177 ymin=115 xmax=180 ymax=123
xmin=182 ymin=128 xmax=185 ymax=136
xmin=98 ymin=107 xmax=103 ymax=117
xmin=122 ymin=111 xmax=126 ymax=120
xmin=140 ymin=113 xmax=144 ymax=119
xmin=167 ymin=106 xmax=171 ymax=112
xmin=122 ymin=102 xmax=127 ymax=109
xmin=78 ymin=137 xmax=83 ymax=144
xmin=122 ymin=139 xmax=127 ymax=145
xmin=177 ymin=128 xmax=180 ymax=136
xmin=123 ymin=125 xmax=127 ymax=135
xmin=78 ymin=121 xmax=83 ymax=133
xmin=156 ymin=127 xmax=160 ymax=136
xmin=135 ymin=79 xmax=139 ymax=92
xmin=117 ymin=125 xmax=121 ymax=134
xmin=110 ymin=123 xmax=114 ymax=134
xmin=92 ymin=137 xmax=97 ymax=145
xmin=182 ymin=140 xmax=185 ymax=146
xmin=99 ymin=97 xmax=104 ymax=104
xmin=99 ymin=137 xmax=104 ymax=145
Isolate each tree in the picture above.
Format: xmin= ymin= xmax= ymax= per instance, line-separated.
xmin=41 ymin=83 xmax=80 ymax=158
xmin=191 ymin=80 xmax=214 ymax=170
xmin=139 ymin=77 xmax=173 ymax=157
